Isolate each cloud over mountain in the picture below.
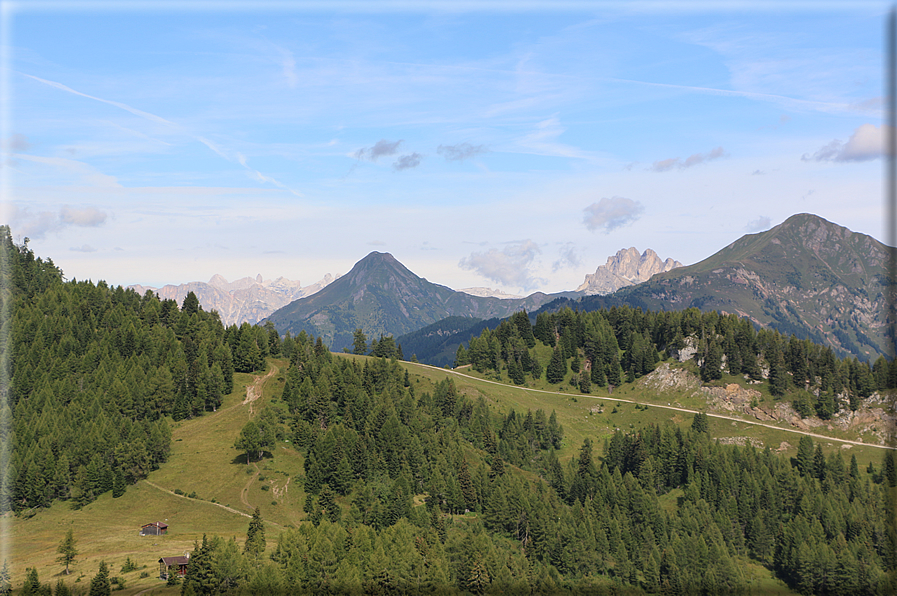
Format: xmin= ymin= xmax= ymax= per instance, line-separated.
xmin=583 ymin=197 xmax=644 ymax=233
xmin=459 ymin=239 xmax=544 ymax=290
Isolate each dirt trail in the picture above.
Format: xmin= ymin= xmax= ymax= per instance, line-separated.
xmin=143 ymin=479 xmax=251 ymax=519
xmin=242 ymin=364 xmax=278 ymax=415
xmin=240 ymin=462 xmax=260 ymax=511
xmin=405 ymin=361 xmax=897 ymax=451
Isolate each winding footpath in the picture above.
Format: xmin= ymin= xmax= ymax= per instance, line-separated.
xmin=407 ymin=361 xmax=897 ymax=451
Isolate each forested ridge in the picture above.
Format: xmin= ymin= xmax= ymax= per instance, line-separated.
xmin=0 ymin=227 xmax=259 ymax=511
xmin=455 ymin=306 xmax=892 ymax=416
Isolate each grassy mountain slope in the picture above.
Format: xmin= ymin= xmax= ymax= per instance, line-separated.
xmin=264 ymin=251 xmax=575 ymax=351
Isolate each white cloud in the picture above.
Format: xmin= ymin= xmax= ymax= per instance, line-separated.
xmin=6 ymin=203 xmax=109 ymax=240
xmin=70 ymin=244 xmax=97 ymax=253
xmin=60 ymin=206 xmax=107 ymax=227
xmin=459 ymin=239 xmax=544 ymax=290
xmin=802 ymin=124 xmax=885 ymax=163
xmin=745 ymin=216 xmax=771 ymax=232
xmin=583 ymin=197 xmax=644 ymax=233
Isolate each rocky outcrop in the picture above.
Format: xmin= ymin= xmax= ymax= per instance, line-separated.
xmin=637 ymin=363 xmax=894 ymax=445
xmin=577 ymin=248 xmax=682 ymax=295
xmin=130 ymin=273 xmax=336 ymax=327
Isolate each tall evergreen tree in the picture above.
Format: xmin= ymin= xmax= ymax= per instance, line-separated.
xmin=245 ymin=507 xmax=266 ymax=560
xmin=546 ymin=345 xmax=567 ymax=384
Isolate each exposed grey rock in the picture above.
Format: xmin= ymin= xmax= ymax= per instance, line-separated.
xmin=577 ymin=247 xmax=682 ymax=295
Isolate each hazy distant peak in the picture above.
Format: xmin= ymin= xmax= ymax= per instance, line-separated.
xmin=457 ymin=287 xmax=524 ymax=299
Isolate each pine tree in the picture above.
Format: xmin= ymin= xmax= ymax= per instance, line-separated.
xmin=244 ymin=507 xmax=266 ymax=560
xmin=56 ymin=529 xmax=78 ymax=575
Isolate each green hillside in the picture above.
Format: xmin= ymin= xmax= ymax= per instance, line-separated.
xmin=8 ymin=342 xmax=896 ymax=594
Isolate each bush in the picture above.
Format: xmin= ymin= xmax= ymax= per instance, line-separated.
xmin=120 ymin=557 xmax=138 ymax=573
xmin=139 ymin=571 xmax=149 ymax=579
xmin=261 ymin=485 xmax=270 ymax=491
xmin=173 ymin=488 xmax=184 ymax=496
xmin=188 ymin=491 xmax=197 ymax=499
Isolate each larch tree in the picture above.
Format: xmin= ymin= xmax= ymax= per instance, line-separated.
xmin=56 ymin=528 xmax=78 ymax=575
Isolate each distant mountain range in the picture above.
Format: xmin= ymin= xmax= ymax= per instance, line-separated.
xmin=132 ymin=212 xmax=891 ymax=363
xmin=129 ymin=273 xmax=336 ymax=327
xmin=576 ymin=247 xmax=682 ymax=295
xmin=262 ymin=251 xmax=578 ymax=352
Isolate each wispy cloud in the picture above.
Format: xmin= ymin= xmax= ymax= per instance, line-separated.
xmin=23 ymin=73 xmax=302 ymax=195
xmin=651 ymin=147 xmax=725 ymax=172
xmin=393 ymin=153 xmax=422 ymax=171
xmin=802 ymin=124 xmax=885 ymax=163
xmin=583 ymin=197 xmax=644 ymax=233
xmin=459 ymin=240 xmax=544 ymax=290
xmin=552 ymin=243 xmax=580 ymax=272
xmin=745 ymin=216 xmax=771 ymax=232
xmin=70 ymin=244 xmax=97 ymax=253
xmin=437 ymin=143 xmax=488 ymax=162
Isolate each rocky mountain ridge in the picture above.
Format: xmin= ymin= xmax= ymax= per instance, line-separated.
xmin=576 ymin=247 xmax=683 ymax=295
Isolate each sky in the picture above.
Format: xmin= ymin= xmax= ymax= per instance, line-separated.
xmin=0 ymin=0 xmax=890 ymax=294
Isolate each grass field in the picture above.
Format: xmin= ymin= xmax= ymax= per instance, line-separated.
xmin=8 ymin=352 xmax=884 ymax=594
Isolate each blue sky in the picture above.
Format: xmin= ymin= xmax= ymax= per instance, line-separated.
xmin=1 ymin=1 xmax=889 ymax=293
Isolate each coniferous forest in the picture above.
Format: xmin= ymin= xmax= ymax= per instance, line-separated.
xmin=4 ymin=227 xmax=897 ymax=595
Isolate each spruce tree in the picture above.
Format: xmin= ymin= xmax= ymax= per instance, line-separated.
xmin=546 ymin=345 xmax=567 ymax=384
xmin=245 ymin=507 xmax=266 ymax=559
xmin=88 ymin=561 xmax=110 ymax=596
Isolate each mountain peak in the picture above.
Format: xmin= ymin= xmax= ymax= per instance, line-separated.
xmin=577 ymin=247 xmax=682 ymax=295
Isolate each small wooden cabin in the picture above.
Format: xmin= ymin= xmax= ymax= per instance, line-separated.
xmin=140 ymin=522 xmax=168 ymax=536
xmin=159 ymin=555 xmax=189 ymax=579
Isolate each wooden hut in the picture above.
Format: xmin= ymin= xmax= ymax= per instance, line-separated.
xmin=159 ymin=555 xmax=189 ymax=579
xmin=140 ymin=522 xmax=168 ymax=536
